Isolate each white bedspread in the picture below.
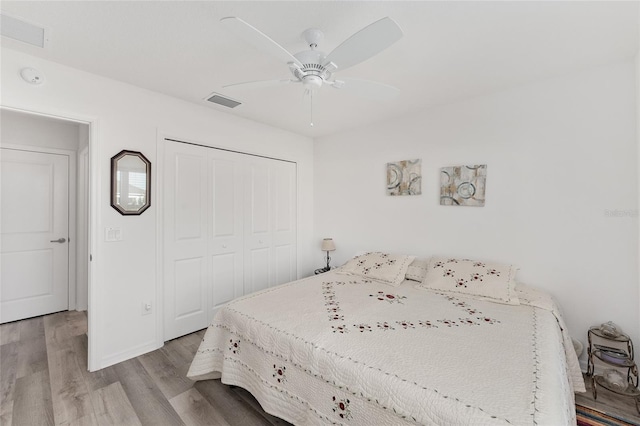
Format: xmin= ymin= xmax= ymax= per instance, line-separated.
xmin=188 ymin=272 xmax=584 ymax=425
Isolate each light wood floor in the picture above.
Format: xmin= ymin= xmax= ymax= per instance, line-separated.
xmin=0 ymin=310 xmax=292 ymax=426
xmin=3 ymin=311 xmax=640 ymax=425
xmin=576 ymin=372 xmax=640 ymax=424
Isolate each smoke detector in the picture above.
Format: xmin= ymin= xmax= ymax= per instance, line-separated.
xmin=20 ymin=67 xmax=45 ymax=85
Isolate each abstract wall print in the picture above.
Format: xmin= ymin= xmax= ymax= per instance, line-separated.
xmin=440 ymin=165 xmax=487 ymax=206
xmin=387 ymin=159 xmax=422 ymax=196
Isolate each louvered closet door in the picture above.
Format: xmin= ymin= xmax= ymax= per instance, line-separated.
xmin=164 ymin=142 xmax=209 ymax=340
xmin=244 ymin=157 xmax=297 ymax=294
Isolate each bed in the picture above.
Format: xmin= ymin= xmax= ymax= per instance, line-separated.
xmin=188 ymin=255 xmax=584 ymax=425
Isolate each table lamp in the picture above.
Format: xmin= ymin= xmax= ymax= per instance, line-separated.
xmin=321 ymin=238 xmax=336 ymax=272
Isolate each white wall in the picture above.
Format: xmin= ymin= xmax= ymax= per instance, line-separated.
xmin=315 ymin=60 xmax=639 ymax=362
xmin=1 ymin=48 xmax=314 ymax=369
xmin=1 ymin=109 xmax=80 ymax=151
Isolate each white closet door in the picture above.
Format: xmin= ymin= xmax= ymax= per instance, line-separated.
xmin=244 ymin=158 xmax=297 ymax=294
xmin=164 ymin=140 xmax=297 ymax=340
xmin=208 ymin=152 xmax=244 ymax=323
xmin=271 ymin=161 xmax=297 ymax=286
xmin=244 ymin=160 xmax=272 ymax=294
xmin=164 ymin=142 xmax=209 ymax=340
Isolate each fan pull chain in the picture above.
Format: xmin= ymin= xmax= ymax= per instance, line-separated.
xmin=310 ymin=91 xmax=314 ymax=127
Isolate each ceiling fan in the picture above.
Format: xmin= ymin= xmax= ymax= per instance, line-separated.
xmin=220 ymin=16 xmax=404 ymax=125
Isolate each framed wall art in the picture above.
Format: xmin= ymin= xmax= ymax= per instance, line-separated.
xmin=387 ymin=159 xmax=422 ymax=196
xmin=440 ymin=164 xmax=486 ymax=206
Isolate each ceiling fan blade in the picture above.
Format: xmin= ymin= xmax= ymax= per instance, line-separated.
xmin=220 ymin=17 xmax=303 ymax=67
xmin=323 ymin=17 xmax=403 ymax=72
xmin=223 ymin=79 xmax=295 ymax=90
xmin=331 ymin=78 xmax=399 ymax=101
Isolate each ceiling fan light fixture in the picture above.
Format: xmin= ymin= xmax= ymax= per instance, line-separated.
xmin=302 ymin=75 xmax=323 ymax=91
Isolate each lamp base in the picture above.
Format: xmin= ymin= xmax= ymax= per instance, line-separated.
xmin=314 ymin=266 xmax=330 ymax=275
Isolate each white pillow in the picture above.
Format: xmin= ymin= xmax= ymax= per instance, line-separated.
xmin=405 ymin=258 xmax=429 ymax=282
xmin=339 ymin=252 xmax=415 ymax=287
xmin=418 ymin=257 xmax=520 ymax=305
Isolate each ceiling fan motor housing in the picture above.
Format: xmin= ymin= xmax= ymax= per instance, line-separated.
xmin=293 ymin=49 xmax=333 ymax=89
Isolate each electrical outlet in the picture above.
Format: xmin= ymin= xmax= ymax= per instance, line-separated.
xmin=142 ymin=301 xmax=152 ymax=316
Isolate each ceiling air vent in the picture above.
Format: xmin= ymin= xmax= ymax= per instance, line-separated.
xmin=205 ymin=93 xmax=241 ymax=109
xmin=1 ymin=13 xmax=48 ymax=48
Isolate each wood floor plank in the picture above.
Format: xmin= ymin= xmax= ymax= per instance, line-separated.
xmin=71 ymin=334 xmax=119 ymax=392
xmin=12 ymin=370 xmax=54 ymax=426
xmin=91 ymin=381 xmax=141 ymax=426
xmin=44 ymin=311 xmax=87 ymax=353
xmin=160 ymin=338 xmax=197 ymax=367
xmin=195 ymin=380 xmax=273 ymax=426
xmin=0 ymin=341 xmax=19 ymax=423
xmin=47 ymin=345 xmax=95 ymax=424
xmin=177 ymin=329 xmax=206 ymax=353
xmin=576 ymin=373 xmax=640 ymax=423
xmin=17 ymin=316 xmax=45 ymax=341
xmin=138 ymin=348 xmax=193 ymax=400
xmin=15 ymin=334 xmax=48 ymax=378
xmin=232 ymin=386 xmax=292 ymax=426
xmin=0 ymin=321 xmax=20 ymax=346
xmin=170 ymin=387 xmax=230 ymax=426
xmin=114 ymin=358 xmax=185 ymax=426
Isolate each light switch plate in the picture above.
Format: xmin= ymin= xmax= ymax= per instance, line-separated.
xmin=105 ymin=227 xmax=122 ymax=242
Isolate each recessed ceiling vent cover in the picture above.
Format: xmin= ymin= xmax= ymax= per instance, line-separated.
xmin=205 ymin=93 xmax=241 ymax=109
xmin=1 ymin=13 xmax=48 ymax=48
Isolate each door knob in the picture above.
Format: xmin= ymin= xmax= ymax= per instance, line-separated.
xmin=50 ymin=238 xmax=66 ymax=243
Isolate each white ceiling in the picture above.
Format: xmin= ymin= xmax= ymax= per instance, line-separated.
xmin=1 ymin=1 xmax=638 ymax=138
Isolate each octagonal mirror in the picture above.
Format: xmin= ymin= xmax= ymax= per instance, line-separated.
xmin=111 ymin=150 xmax=151 ymax=215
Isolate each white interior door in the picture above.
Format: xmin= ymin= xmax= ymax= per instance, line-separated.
xmin=163 ymin=142 xmax=209 ymax=340
xmin=1 ymin=148 xmax=69 ymax=323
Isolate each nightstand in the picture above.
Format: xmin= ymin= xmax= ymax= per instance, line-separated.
xmin=587 ymin=326 xmax=640 ymax=413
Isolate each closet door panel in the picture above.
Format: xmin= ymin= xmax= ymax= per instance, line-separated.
xmin=272 ymin=161 xmax=297 ymax=286
xmin=274 ymin=245 xmax=294 ymax=286
xmin=173 ymin=257 xmax=206 ymax=319
xmin=244 ymin=161 xmax=272 ymax=293
xmin=248 ymin=248 xmax=270 ymax=293
xmin=164 ymin=143 xmax=209 ymax=340
xmin=210 ymin=253 xmax=237 ymax=309
xmin=209 ymin=155 xmax=244 ymax=321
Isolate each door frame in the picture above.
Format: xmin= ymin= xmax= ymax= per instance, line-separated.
xmin=1 ymin=105 xmax=100 ymax=371
xmin=0 ymin=144 xmax=77 ymax=312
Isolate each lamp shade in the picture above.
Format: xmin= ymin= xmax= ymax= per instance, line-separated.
xmin=321 ymin=238 xmax=336 ymax=251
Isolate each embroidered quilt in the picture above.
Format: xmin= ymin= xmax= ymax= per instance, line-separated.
xmin=188 ymin=272 xmax=584 ymax=425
